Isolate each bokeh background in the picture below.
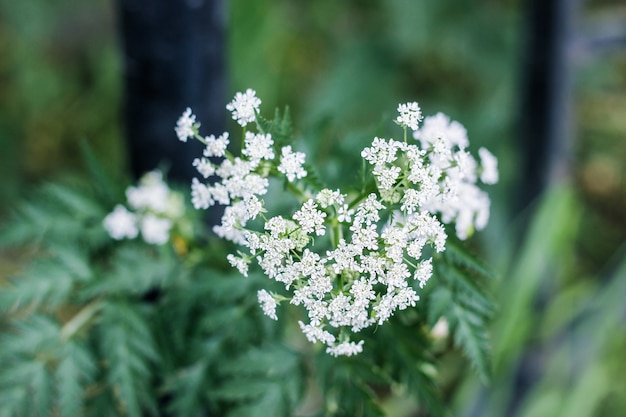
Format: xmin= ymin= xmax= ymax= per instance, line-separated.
xmin=1 ymin=0 xmax=625 ymax=415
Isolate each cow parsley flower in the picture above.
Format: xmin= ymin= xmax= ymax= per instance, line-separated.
xmin=175 ymin=89 xmax=498 ymax=357
xmin=104 ymin=171 xmax=185 ymax=246
xmin=140 ymin=214 xmax=172 ymax=245
xmin=326 ymin=340 xmax=364 ymax=357
xmin=192 ymin=158 xmax=215 ymax=178
xmin=257 ymin=289 xmax=278 ymax=320
xmin=103 ymin=205 xmax=138 ymax=240
xmin=396 ymin=101 xmax=423 ymax=131
xmin=278 ymin=145 xmax=307 ymax=182
xmin=203 ymin=132 xmax=229 ymax=158
xmin=226 ymin=88 xmax=261 ymax=127
xmin=175 ymin=107 xmax=196 ymax=142
xmin=191 ymin=178 xmax=213 ymax=209
xmin=479 ymin=147 xmax=499 ymax=184
xmin=126 ymin=171 xmax=170 ymax=214
xmin=242 ymin=132 xmax=274 ymax=163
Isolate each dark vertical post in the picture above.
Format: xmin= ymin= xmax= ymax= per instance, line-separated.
xmin=517 ymin=0 xmax=582 ymax=209
xmin=508 ymin=1 xmax=582 ymax=415
xmin=117 ymin=0 xmax=226 ymax=184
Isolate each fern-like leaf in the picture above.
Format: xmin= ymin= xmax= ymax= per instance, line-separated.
xmin=164 ymin=360 xmax=209 ymax=417
xmin=451 ymin=302 xmax=491 ymax=383
xmin=99 ymin=301 xmax=159 ymax=417
xmin=55 ymin=341 xmax=97 ymax=417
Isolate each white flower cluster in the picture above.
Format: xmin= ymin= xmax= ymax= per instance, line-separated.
xmin=103 ymin=171 xmax=184 ymax=245
xmin=180 ymin=92 xmax=308 ymax=246
xmin=409 ymin=112 xmax=498 ymax=239
xmin=177 ymin=91 xmax=498 ymax=356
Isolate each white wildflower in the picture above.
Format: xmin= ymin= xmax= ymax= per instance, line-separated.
xmin=175 ymin=107 xmax=196 ymax=142
xmin=226 ymin=88 xmax=261 ymax=127
xmin=396 ymin=101 xmax=423 ymax=131
xmin=293 ymin=199 xmax=327 ymax=236
xmin=257 ymin=289 xmax=278 ymax=320
xmin=298 ymin=321 xmax=336 ymax=345
xmin=192 ymin=158 xmax=215 ymax=178
xmin=414 ymin=259 xmax=433 ymax=288
xmin=315 ymin=189 xmax=343 ymax=208
xmin=126 ymin=171 xmax=170 ymax=213
xmin=337 ymin=204 xmax=354 ymax=223
xmin=103 ymin=205 xmax=138 ymax=240
xmin=190 ymin=178 xmax=213 ymax=209
xmin=478 ymin=147 xmax=499 ymax=184
xmin=326 ymin=340 xmax=364 ymax=357
xmin=203 ymin=132 xmax=229 ymax=158
xmin=140 ymin=214 xmax=172 ymax=245
xmin=278 ymin=145 xmax=307 ymax=182
xmin=242 ymin=132 xmax=274 ymax=162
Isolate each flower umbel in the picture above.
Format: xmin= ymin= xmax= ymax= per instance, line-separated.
xmin=103 ymin=170 xmax=184 ymax=245
xmin=226 ymin=88 xmax=262 ymax=127
xmin=175 ymin=89 xmax=498 ymax=356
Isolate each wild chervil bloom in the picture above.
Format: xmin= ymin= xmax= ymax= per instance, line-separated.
xmin=226 ymin=88 xmax=261 ymax=127
xmin=175 ymin=89 xmax=499 ymax=356
xmin=103 ymin=205 xmax=138 ymax=240
xmin=478 ymin=147 xmax=499 ymax=184
xmin=278 ymin=145 xmax=307 ymax=182
xmin=103 ymin=170 xmax=184 ymax=245
xmin=175 ymin=107 xmax=196 ymax=142
xmin=396 ymin=101 xmax=423 ymax=131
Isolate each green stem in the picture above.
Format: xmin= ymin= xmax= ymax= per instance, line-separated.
xmin=60 ymin=300 xmax=102 ymax=341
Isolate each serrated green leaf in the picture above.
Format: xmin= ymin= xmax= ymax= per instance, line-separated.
xmin=225 ymin=383 xmax=285 ymax=417
xmin=165 ymin=360 xmax=209 ymax=417
xmin=56 ymin=341 xmax=97 ymax=417
xmin=100 ymin=301 xmax=159 ymax=417
xmin=443 ymin=238 xmax=495 ymax=280
xmin=450 ymin=303 xmax=491 ymax=383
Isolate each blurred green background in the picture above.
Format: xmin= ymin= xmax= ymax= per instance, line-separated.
xmin=1 ymin=0 xmax=625 ymax=415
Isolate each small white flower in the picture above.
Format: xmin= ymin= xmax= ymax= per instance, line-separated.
xmin=257 ymin=289 xmax=278 ymax=320
xmin=226 ymin=89 xmax=261 ymax=127
xmin=375 ymin=165 xmax=401 ymax=190
xmin=203 ymin=132 xmax=230 ymax=158
xmin=103 ymin=205 xmax=138 ymax=240
xmin=192 ymin=158 xmax=215 ymax=178
xmin=337 ymin=204 xmax=353 ymax=223
xmin=315 ymin=189 xmax=343 ymax=208
xmin=190 ymin=178 xmax=213 ymax=209
xmin=175 ymin=107 xmax=196 ymax=142
xmin=414 ymin=259 xmax=433 ymax=288
xmin=478 ymin=147 xmax=499 ymax=184
xmin=326 ymin=340 xmax=364 ymax=357
xmin=298 ymin=321 xmax=336 ymax=345
xmin=293 ymin=199 xmax=326 ymax=236
xmin=140 ymin=214 xmax=172 ymax=245
xmin=228 ymin=254 xmax=249 ymax=277
xmin=242 ymin=132 xmax=274 ymax=162
xmin=126 ymin=171 xmax=170 ymax=213
xmin=278 ymin=145 xmax=307 ymax=182
xmin=396 ymin=102 xmax=423 ymax=131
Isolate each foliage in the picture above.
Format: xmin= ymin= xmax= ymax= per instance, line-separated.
xmin=453 ymin=186 xmax=626 ymax=417
xmin=0 ymin=104 xmax=497 ymax=416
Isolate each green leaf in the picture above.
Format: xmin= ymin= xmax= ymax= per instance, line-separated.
xmin=55 ymin=341 xmax=97 ymax=417
xmin=165 ymin=360 xmax=209 ymax=417
xmin=451 ymin=302 xmax=491 ymax=383
xmin=99 ymin=301 xmax=159 ymax=417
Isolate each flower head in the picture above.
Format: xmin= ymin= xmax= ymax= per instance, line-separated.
xmin=103 ymin=205 xmax=138 ymax=240
xmin=226 ymin=89 xmax=261 ymax=127
xmin=175 ymin=107 xmax=196 ymax=142
xmin=278 ymin=145 xmax=307 ymax=182
xmin=396 ymin=102 xmax=423 ymax=131
xmin=140 ymin=214 xmax=172 ymax=245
